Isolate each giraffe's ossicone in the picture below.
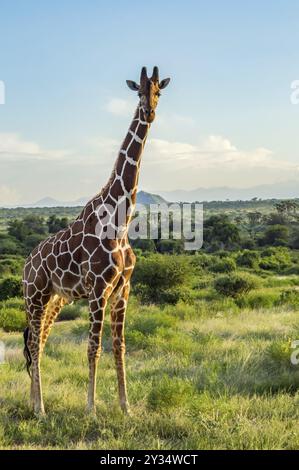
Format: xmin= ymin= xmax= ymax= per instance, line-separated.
xmin=23 ymin=66 xmax=170 ymax=415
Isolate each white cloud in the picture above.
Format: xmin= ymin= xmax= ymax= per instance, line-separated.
xmin=76 ymin=134 xmax=299 ymax=188
xmin=146 ymin=139 xmax=197 ymax=162
xmin=1 ymin=129 xmax=298 ymax=206
xmin=0 ymin=133 xmax=70 ymax=161
xmin=105 ymin=98 xmax=135 ymax=117
xmin=139 ymin=135 xmax=299 ymax=190
xmin=144 ymin=135 xmax=298 ymax=172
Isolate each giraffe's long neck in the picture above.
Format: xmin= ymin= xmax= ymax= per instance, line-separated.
xmin=102 ymin=103 xmax=150 ymax=225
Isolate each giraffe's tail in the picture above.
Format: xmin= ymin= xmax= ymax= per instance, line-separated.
xmin=23 ymin=327 xmax=32 ymax=377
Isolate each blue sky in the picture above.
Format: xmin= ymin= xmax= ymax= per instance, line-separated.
xmin=0 ymin=0 xmax=298 ymax=204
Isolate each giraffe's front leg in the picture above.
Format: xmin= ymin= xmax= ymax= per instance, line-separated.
xmin=110 ymin=281 xmax=130 ymax=414
xmin=26 ymin=306 xmax=48 ymax=416
xmin=87 ymin=290 xmax=107 ymax=413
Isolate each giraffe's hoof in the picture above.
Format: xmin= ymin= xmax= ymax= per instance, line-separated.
xmin=34 ymin=408 xmax=46 ymax=418
xmin=86 ymin=404 xmax=96 ymax=416
xmin=121 ymin=403 xmax=131 ymax=416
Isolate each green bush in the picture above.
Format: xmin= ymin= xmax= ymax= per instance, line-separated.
xmin=240 ymin=238 xmax=256 ymax=250
xmin=0 ymin=237 xmax=22 ymax=255
xmin=0 ymin=256 xmax=24 ymax=277
xmin=0 ymin=297 xmax=25 ymax=311
xmin=261 ymin=225 xmax=289 ymax=246
xmin=132 ymin=254 xmax=191 ymax=304
xmin=210 ymin=257 xmax=236 ymax=273
xmin=190 ymin=253 xmax=213 ymax=270
xmin=58 ymin=304 xmax=82 ymax=321
xmin=134 ymin=283 xmax=192 ymax=305
xmin=203 ymin=215 xmax=241 ymax=249
xmin=0 ymin=276 xmax=23 ymax=301
xmin=236 ymin=250 xmax=260 ymax=269
xmin=259 ymin=247 xmax=292 ymax=272
xmin=214 ymin=273 xmax=260 ymax=298
xmin=0 ymin=307 xmax=26 ymax=332
xmin=23 ymin=233 xmax=46 ymax=253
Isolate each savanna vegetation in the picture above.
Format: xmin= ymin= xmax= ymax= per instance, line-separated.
xmin=0 ymin=198 xmax=299 ymax=449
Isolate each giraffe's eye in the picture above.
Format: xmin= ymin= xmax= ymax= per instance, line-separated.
xmin=156 ymin=92 xmax=161 ymax=97
xmin=138 ymin=92 xmax=142 ymax=98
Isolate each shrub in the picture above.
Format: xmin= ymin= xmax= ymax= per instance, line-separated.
xmin=214 ymin=273 xmax=259 ymax=298
xmin=58 ymin=303 xmax=82 ymax=321
xmin=0 ymin=307 xmax=26 ymax=332
xmin=23 ymin=234 xmax=46 ymax=253
xmin=190 ymin=253 xmax=213 ymax=270
xmin=0 ymin=297 xmax=25 ymax=311
xmin=8 ymin=215 xmax=46 ymax=242
xmin=259 ymin=247 xmax=292 ymax=271
xmin=47 ymin=215 xmax=69 ymax=233
xmin=236 ymin=250 xmax=260 ymax=269
xmin=0 ymin=257 xmax=24 ymax=277
xmin=260 ymin=225 xmax=289 ymax=246
xmin=210 ymin=257 xmax=236 ymax=273
xmin=0 ymin=276 xmax=22 ymax=301
xmin=0 ymin=237 xmax=22 ymax=255
xmin=240 ymin=238 xmax=256 ymax=250
xmin=134 ymin=283 xmax=191 ymax=305
xmin=203 ymin=215 xmax=241 ymax=249
xmin=132 ymin=254 xmax=191 ymax=304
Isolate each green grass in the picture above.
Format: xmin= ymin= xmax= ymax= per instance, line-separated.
xmin=0 ymin=300 xmax=299 ymax=449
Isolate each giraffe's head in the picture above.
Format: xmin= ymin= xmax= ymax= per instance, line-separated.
xmin=126 ymin=66 xmax=170 ymax=123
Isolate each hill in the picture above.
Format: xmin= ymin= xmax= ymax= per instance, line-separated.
xmin=159 ymin=180 xmax=299 ymax=202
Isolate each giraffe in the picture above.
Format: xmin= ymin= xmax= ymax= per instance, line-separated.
xmin=23 ymin=66 xmax=170 ymax=415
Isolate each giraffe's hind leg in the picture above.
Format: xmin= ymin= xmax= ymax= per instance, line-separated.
xmin=41 ymin=295 xmax=66 ymax=352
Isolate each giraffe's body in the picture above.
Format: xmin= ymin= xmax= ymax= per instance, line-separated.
xmin=23 ymin=67 xmax=170 ymax=415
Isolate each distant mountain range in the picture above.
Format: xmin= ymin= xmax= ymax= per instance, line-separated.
xmin=3 ymin=181 xmax=299 ymax=209
xmin=20 ymin=191 xmax=167 ymax=208
xmin=158 ymin=181 xmax=299 ymax=202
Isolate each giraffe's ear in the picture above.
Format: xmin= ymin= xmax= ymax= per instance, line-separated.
xmin=126 ymin=80 xmax=140 ymax=91
xmin=159 ymin=78 xmax=171 ymax=89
